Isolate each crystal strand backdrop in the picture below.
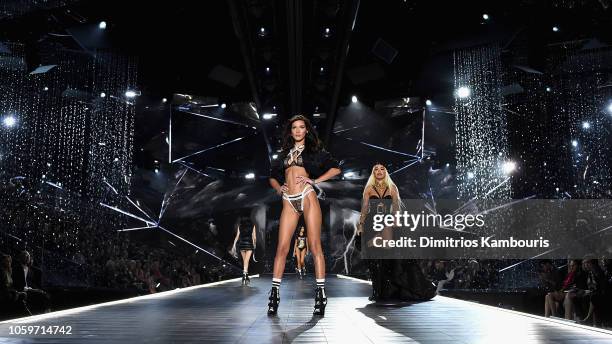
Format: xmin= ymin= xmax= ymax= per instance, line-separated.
xmin=0 ymin=43 xmax=137 ymax=286
xmin=454 ymin=44 xmax=512 ymax=200
xmin=88 ymin=50 xmax=137 ymax=199
xmin=548 ymin=44 xmax=612 ymax=199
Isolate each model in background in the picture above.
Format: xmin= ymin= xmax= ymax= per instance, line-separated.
xmin=293 ymin=226 xmax=309 ymax=279
xmin=231 ymin=213 xmax=257 ymax=286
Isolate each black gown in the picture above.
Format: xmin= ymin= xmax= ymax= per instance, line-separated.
xmin=366 ymin=188 xmax=436 ymax=302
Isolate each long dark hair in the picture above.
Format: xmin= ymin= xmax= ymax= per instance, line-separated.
xmin=282 ymin=115 xmax=323 ymax=153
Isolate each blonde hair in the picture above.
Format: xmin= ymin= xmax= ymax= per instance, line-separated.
xmin=363 ymin=164 xmax=399 ymax=196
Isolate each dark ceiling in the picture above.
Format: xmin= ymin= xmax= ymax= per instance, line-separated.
xmin=2 ymin=0 xmax=610 ymax=137
xmin=1 ymin=0 xmax=611 ymax=187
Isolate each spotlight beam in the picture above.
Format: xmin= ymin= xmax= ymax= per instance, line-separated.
xmin=358 ymin=141 xmax=421 ymax=158
xmin=100 ymin=203 xmax=157 ymax=227
xmin=168 ymin=104 xmax=172 ymax=163
xmin=452 ymin=177 xmax=511 ymax=215
xmin=333 ymin=125 xmax=364 ymax=134
xmin=126 ymin=196 xmax=155 ymax=222
xmin=158 ymin=168 xmax=188 ymax=222
xmin=176 ymin=108 xmax=252 ymax=128
xmin=157 ymin=225 xmax=238 ymax=269
xmin=476 ymin=196 xmax=536 ymax=217
xmin=177 ymin=162 xmax=212 ymax=178
xmin=45 ymin=181 xmax=63 ymax=190
xmin=429 ymin=184 xmax=437 ymax=214
xmin=421 ymin=109 xmax=426 ymax=159
xmin=390 ymin=159 xmax=419 ymax=175
xmin=427 ymin=107 xmax=457 ymax=115
xmin=117 ymin=226 xmax=156 ymax=232
xmin=498 ymin=223 xmax=612 ymax=273
xmin=172 ymin=136 xmax=246 ymax=163
xmin=103 ymin=180 xmax=118 ymax=194
xmin=501 ymin=106 xmax=522 ymax=116
xmin=483 ymin=176 xmax=511 ymax=197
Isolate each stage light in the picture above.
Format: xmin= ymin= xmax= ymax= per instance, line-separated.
xmin=426 ymin=99 xmax=432 ymax=106
xmin=43 ymin=86 xmax=49 ymax=91
xmin=546 ymin=87 xmax=551 ymax=92
xmin=99 ymin=21 xmax=107 ymax=29
xmin=607 ymin=103 xmax=612 ymax=114
xmin=351 ymin=95 xmax=358 ymax=103
xmin=245 ymin=173 xmax=255 ymax=180
xmin=456 ymin=86 xmax=471 ymax=98
xmin=3 ymin=115 xmax=16 ymax=128
xmin=343 ymin=171 xmax=355 ymax=178
xmin=262 ymin=113 xmax=277 ymax=120
xmin=483 ymin=14 xmax=489 ymax=20
xmin=324 ymin=27 xmax=331 ymax=37
xmin=155 ymin=168 xmax=159 ymax=174
xmin=272 ymin=154 xmax=278 ymax=159
xmin=502 ymin=161 xmax=516 ymax=175
xmin=467 ymin=171 xmax=474 ymax=179
xmin=581 ymin=121 xmax=590 ymax=129
xmin=162 ymin=98 xmax=167 ymax=103
xmin=220 ymin=103 xmax=227 ymax=109
xmin=100 ymin=92 xmax=106 ymax=98
xmin=552 ymin=26 xmax=559 ymax=32
xmin=259 ymin=27 xmax=266 ymax=37
xmin=265 ymin=67 xmax=270 ymax=73
xmin=320 ymin=67 xmax=324 ymax=73
xmin=446 ymin=163 xmax=450 ymax=168
xmin=125 ymin=90 xmax=137 ymax=98
xmin=571 ymin=140 xmax=578 ymax=147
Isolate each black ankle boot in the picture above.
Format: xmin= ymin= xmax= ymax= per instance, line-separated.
xmin=241 ymin=273 xmax=247 ymax=286
xmin=268 ymin=287 xmax=280 ymax=315
xmin=313 ymin=287 xmax=327 ymax=316
xmin=245 ymin=274 xmax=250 ymax=285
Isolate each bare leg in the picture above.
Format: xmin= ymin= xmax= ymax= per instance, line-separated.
xmin=564 ymin=292 xmax=575 ymax=320
xmin=272 ymin=201 xmax=300 ymax=279
xmin=545 ymin=293 xmax=551 ymax=317
xmin=240 ymin=251 xmax=246 ymax=271
xmin=242 ymin=250 xmax=252 ymax=273
xmin=298 ymin=250 xmax=306 ymax=270
xmin=303 ymin=192 xmax=324 ymax=279
xmin=550 ymin=291 xmax=564 ymax=317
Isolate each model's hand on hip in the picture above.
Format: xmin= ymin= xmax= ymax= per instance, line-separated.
xmin=277 ymin=184 xmax=288 ymax=195
xmin=295 ymin=175 xmax=313 ymax=186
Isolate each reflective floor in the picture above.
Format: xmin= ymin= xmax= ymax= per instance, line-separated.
xmin=1 ymin=274 xmax=611 ymax=343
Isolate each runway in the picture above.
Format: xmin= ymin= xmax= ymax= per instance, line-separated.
xmin=1 ymin=274 xmax=612 ymax=343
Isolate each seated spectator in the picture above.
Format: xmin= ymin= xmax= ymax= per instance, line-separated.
xmin=12 ymin=251 xmax=51 ymax=313
xmin=565 ymin=257 xmax=608 ymax=325
xmin=539 ymin=260 xmax=561 ymax=293
xmin=1 ymin=254 xmax=28 ymax=314
xmin=544 ymin=259 xmax=586 ymax=318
